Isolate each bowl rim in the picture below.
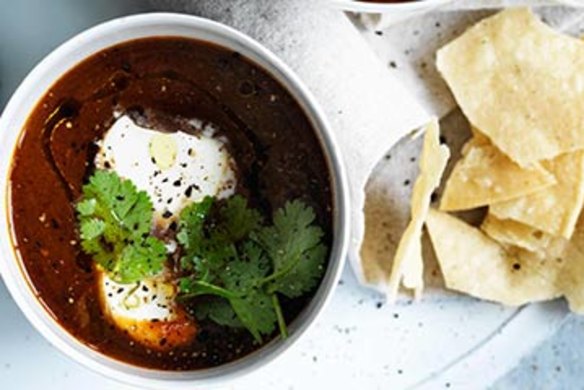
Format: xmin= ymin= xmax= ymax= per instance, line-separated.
xmin=329 ymin=0 xmax=454 ymax=13
xmin=0 ymin=12 xmax=350 ymax=388
xmin=329 ymin=0 xmax=584 ymax=13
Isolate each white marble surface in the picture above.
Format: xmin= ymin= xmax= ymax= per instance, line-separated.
xmin=1 ymin=1 xmax=583 ymax=389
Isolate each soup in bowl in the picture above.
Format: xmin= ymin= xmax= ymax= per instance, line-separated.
xmin=0 ymin=13 xmax=349 ymax=388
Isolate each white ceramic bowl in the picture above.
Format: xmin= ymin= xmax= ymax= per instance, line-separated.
xmin=0 ymin=13 xmax=350 ymax=389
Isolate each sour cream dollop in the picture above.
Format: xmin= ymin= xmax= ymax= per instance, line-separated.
xmin=94 ymin=114 xmax=237 ymax=350
xmin=95 ymin=115 xmax=236 ymax=229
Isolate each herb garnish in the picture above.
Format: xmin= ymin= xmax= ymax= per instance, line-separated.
xmin=177 ymin=196 xmax=327 ymax=342
xmin=75 ymin=170 xmax=328 ymax=342
xmin=75 ymin=170 xmax=166 ymax=283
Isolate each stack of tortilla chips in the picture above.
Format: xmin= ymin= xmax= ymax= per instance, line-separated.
xmin=387 ymin=8 xmax=584 ymax=312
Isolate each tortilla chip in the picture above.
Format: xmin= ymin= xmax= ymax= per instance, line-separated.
xmin=481 ymin=213 xmax=566 ymax=258
xmin=490 ymin=151 xmax=584 ymax=238
xmin=440 ymin=137 xmax=555 ymax=211
xmin=387 ymin=119 xmax=450 ymax=300
xmin=563 ymin=257 xmax=584 ymax=313
xmin=400 ymin=238 xmax=423 ymax=295
xmin=469 ymin=127 xmax=490 ymax=146
xmin=425 ymin=209 xmax=563 ymax=306
xmin=436 ymin=8 xmax=584 ymax=166
xmin=561 ymin=212 xmax=584 ymax=313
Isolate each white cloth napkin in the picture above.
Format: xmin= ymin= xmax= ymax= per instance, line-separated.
xmin=150 ymin=0 xmax=432 ymax=283
xmin=149 ymin=0 xmax=584 ymax=293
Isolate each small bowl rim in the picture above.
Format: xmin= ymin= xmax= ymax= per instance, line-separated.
xmin=329 ymin=0 xmax=584 ymax=13
xmin=329 ymin=0 xmax=454 ymax=13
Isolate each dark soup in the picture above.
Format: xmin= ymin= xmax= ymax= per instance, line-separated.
xmin=9 ymin=37 xmax=333 ymax=370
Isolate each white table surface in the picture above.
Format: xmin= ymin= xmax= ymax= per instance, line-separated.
xmin=2 ymin=1 xmax=584 ymax=389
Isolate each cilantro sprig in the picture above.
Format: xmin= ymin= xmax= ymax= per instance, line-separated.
xmin=75 ymin=170 xmax=166 ymax=283
xmin=178 ymin=196 xmax=328 ymax=342
xmin=75 ymin=170 xmax=328 ymax=343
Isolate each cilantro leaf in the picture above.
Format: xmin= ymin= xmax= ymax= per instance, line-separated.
xmin=177 ymin=197 xmax=233 ymax=282
xmin=194 ymin=298 xmax=242 ymax=328
xmin=75 ymin=170 xmax=166 ymax=283
xmin=77 ymin=198 xmax=97 ymax=216
xmin=253 ymin=200 xmax=327 ymax=298
xmin=269 ymin=243 xmax=327 ymax=298
xmin=178 ymin=197 xmax=257 ymax=284
xmin=176 ymin=196 xmax=328 ymax=343
xmin=180 ymin=240 xmax=275 ymax=342
xmin=221 ymin=242 xmax=270 ymax=291
xmin=177 ymin=196 xmax=213 ymax=254
xmin=221 ymin=242 xmax=275 ymax=341
xmin=218 ymin=195 xmax=263 ymax=241
xmin=186 ymin=281 xmax=275 ymax=340
xmin=80 ymin=218 xmax=105 ymax=240
xmin=113 ymin=237 xmax=167 ymax=283
xmin=230 ymin=290 xmax=276 ymax=341
xmin=196 ymin=237 xmax=239 ymax=283
xmin=81 ymin=170 xmax=150 ymax=240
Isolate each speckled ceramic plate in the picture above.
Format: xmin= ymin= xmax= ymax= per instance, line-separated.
xmin=0 ymin=99 xmax=569 ymax=390
xmin=0 ymin=1 xmax=580 ymax=389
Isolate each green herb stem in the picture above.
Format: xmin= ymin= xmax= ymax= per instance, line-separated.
xmin=259 ymin=254 xmax=302 ymax=286
xmin=186 ymin=280 xmax=239 ymax=300
xmin=271 ymin=293 xmax=288 ymax=339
